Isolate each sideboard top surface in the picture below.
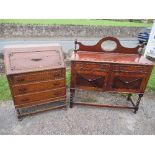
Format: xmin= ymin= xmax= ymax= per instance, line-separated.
xmin=4 ymin=44 xmax=65 ymax=75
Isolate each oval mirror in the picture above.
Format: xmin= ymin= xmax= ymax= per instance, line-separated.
xmin=101 ymin=40 xmax=117 ymax=51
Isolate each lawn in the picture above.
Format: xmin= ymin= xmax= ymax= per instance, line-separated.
xmin=0 ymin=19 xmax=152 ymax=27
xmin=0 ymin=75 xmax=11 ymax=101
xmin=147 ymin=66 xmax=155 ymax=91
xmin=0 ymin=67 xmax=155 ymax=101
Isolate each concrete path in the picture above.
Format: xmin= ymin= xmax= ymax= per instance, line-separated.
xmin=0 ymin=90 xmax=155 ymax=135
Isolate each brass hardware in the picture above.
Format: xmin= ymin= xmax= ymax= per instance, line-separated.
xmin=18 ymin=87 xmax=27 ymax=93
xmin=31 ymin=58 xmax=42 ymax=61
xmin=21 ymin=98 xmax=29 ymax=102
xmin=16 ymin=78 xmax=24 ymax=82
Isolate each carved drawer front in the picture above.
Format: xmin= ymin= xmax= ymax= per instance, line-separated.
xmin=110 ymin=73 xmax=145 ymax=92
xmin=113 ymin=65 xmax=150 ymax=73
xmin=75 ymin=71 xmax=107 ymax=91
xmin=14 ymin=88 xmax=66 ymax=106
xmin=75 ymin=62 xmax=110 ymax=72
xmin=12 ymin=79 xmax=65 ymax=95
xmin=10 ymin=69 xmax=65 ymax=85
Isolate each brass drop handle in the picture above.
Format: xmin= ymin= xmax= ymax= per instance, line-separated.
xmin=16 ymin=78 xmax=25 ymax=82
xmin=54 ymin=92 xmax=60 ymax=96
xmin=18 ymin=87 xmax=27 ymax=93
xmin=53 ymin=82 xmax=60 ymax=86
xmin=54 ymin=73 xmax=60 ymax=76
xmin=21 ymin=98 xmax=29 ymax=102
xmin=53 ymin=73 xmax=61 ymax=78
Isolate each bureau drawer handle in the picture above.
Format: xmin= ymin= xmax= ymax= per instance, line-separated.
xmin=53 ymin=83 xmax=60 ymax=86
xmin=18 ymin=87 xmax=27 ymax=93
xmin=31 ymin=58 xmax=42 ymax=61
xmin=54 ymin=92 xmax=61 ymax=96
xmin=21 ymin=98 xmax=30 ymax=102
xmin=16 ymin=78 xmax=25 ymax=82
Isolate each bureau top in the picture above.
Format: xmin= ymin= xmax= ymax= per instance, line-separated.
xmin=71 ymin=51 xmax=154 ymax=66
xmin=4 ymin=44 xmax=65 ymax=75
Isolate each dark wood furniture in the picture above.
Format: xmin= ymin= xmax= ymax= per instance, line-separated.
xmin=4 ymin=44 xmax=66 ymax=120
xmin=70 ymin=37 xmax=154 ymax=113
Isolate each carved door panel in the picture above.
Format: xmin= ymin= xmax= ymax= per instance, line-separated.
xmin=75 ymin=71 xmax=108 ymax=91
xmin=109 ymin=72 xmax=146 ymax=93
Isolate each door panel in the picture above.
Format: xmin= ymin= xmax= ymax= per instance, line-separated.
xmin=109 ymin=72 xmax=146 ymax=93
xmin=75 ymin=71 xmax=108 ymax=91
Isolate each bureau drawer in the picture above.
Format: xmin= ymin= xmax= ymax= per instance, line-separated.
xmin=74 ymin=62 xmax=110 ymax=72
xmin=9 ymin=69 xmax=65 ymax=85
xmin=12 ymin=79 xmax=65 ymax=95
xmin=113 ymin=65 xmax=150 ymax=73
xmin=14 ymin=88 xmax=66 ymax=106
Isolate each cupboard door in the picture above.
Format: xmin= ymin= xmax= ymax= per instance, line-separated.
xmin=109 ymin=72 xmax=146 ymax=93
xmin=75 ymin=70 xmax=108 ymax=91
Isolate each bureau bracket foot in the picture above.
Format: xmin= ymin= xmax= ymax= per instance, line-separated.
xmin=16 ymin=109 xmax=23 ymax=121
xmin=64 ymin=104 xmax=68 ymax=110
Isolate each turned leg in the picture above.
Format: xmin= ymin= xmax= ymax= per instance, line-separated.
xmin=16 ymin=109 xmax=23 ymax=121
xmin=127 ymin=93 xmax=132 ymax=101
xmin=134 ymin=94 xmax=143 ymax=114
xmin=70 ymin=89 xmax=75 ymax=108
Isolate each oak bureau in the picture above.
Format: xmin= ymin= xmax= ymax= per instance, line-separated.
xmin=4 ymin=44 xmax=66 ymax=120
xmin=70 ymin=37 xmax=154 ymax=113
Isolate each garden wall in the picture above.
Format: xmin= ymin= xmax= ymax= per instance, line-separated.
xmin=0 ymin=23 xmax=143 ymax=38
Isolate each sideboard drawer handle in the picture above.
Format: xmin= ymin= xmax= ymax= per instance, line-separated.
xmin=53 ymin=83 xmax=60 ymax=86
xmin=53 ymin=73 xmax=60 ymax=77
xmin=16 ymin=78 xmax=25 ymax=82
xmin=54 ymin=92 xmax=60 ymax=96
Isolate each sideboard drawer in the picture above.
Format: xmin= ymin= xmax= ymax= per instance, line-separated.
xmin=75 ymin=62 xmax=110 ymax=72
xmin=113 ymin=65 xmax=150 ymax=73
xmin=10 ymin=69 xmax=65 ymax=85
xmin=12 ymin=79 xmax=65 ymax=95
xmin=14 ymin=88 xmax=66 ymax=106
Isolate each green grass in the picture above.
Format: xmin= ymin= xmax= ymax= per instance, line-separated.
xmin=0 ymin=75 xmax=11 ymax=101
xmin=0 ymin=67 xmax=154 ymax=101
xmin=66 ymin=70 xmax=71 ymax=87
xmin=0 ymin=19 xmax=152 ymax=27
xmin=146 ymin=66 xmax=155 ymax=91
